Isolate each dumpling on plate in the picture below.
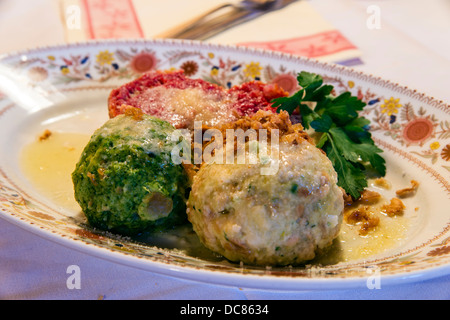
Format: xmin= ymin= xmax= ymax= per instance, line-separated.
xmin=186 ymin=111 xmax=344 ymax=266
xmin=72 ymin=107 xmax=189 ymax=236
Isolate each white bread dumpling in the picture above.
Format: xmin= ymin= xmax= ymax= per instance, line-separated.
xmin=187 ymin=136 xmax=344 ymax=266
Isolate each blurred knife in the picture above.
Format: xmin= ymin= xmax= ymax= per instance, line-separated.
xmin=155 ymin=0 xmax=297 ymax=40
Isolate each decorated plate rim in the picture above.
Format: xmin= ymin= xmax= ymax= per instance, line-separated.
xmin=0 ymin=39 xmax=449 ymax=290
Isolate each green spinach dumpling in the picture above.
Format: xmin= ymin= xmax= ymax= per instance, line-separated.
xmin=72 ymin=110 xmax=189 ymax=236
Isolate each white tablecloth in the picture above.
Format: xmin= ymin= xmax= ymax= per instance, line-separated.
xmin=0 ymin=0 xmax=449 ymax=300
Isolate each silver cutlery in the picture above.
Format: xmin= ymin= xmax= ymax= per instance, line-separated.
xmin=155 ymin=0 xmax=298 ymax=40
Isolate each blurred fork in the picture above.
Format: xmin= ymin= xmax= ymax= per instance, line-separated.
xmin=155 ymin=0 xmax=298 ymax=40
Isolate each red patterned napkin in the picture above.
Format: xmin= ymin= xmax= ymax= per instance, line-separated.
xmin=60 ymin=0 xmax=362 ymax=65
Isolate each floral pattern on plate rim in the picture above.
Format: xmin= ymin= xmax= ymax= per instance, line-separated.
xmin=3 ymin=42 xmax=450 ymax=171
xmin=0 ymin=40 xmax=449 ymax=282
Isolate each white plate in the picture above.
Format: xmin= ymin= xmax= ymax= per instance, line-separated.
xmin=0 ymin=39 xmax=449 ymax=290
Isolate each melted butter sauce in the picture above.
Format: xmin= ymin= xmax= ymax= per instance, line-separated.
xmin=20 ymin=131 xmax=411 ymax=265
xmin=315 ymin=209 xmax=409 ymax=265
xmin=20 ymin=131 xmax=90 ymax=212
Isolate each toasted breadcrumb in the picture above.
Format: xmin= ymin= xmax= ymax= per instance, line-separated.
xmin=39 ymin=129 xmax=52 ymax=141
xmin=374 ymin=177 xmax=391 ymax=189
xmin=345 ymin=205 xmax=380 ymax=236
xmin=86 ymin=172 xmax=97 ymax=186
xmin=342 ymin=188 xmax=353 ymax=206
xmin=192 ymin=110 xmax=314 ymax=171
xmin=215 ymin=109 xmax=313 ymax=146
xmin=343 ymin=189 xmax=381 ymax=207
xmin=120 ymin=105 xmax=144 ymax=121
xmin=396 ymin=180 xmax=419 ymax=198
xmin=381 ymin=198 xmax=405 ymax=217
xmin=358 ymin=189 xmax=382 ymax=205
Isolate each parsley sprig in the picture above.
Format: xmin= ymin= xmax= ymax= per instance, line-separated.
xmin=272 ymin=71 xmax=386 ymax=199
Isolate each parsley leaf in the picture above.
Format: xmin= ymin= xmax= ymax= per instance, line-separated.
xmin=272 ymin=90 xmax=304 ymax=114
xmin=322 ymin=134 xmax=368 ymax=198
xmin=272 ymin=71 xmax=386 ymax=199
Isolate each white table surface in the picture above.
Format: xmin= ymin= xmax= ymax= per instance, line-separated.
xmin=0 ymin=0 xmax=449 ymax=300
